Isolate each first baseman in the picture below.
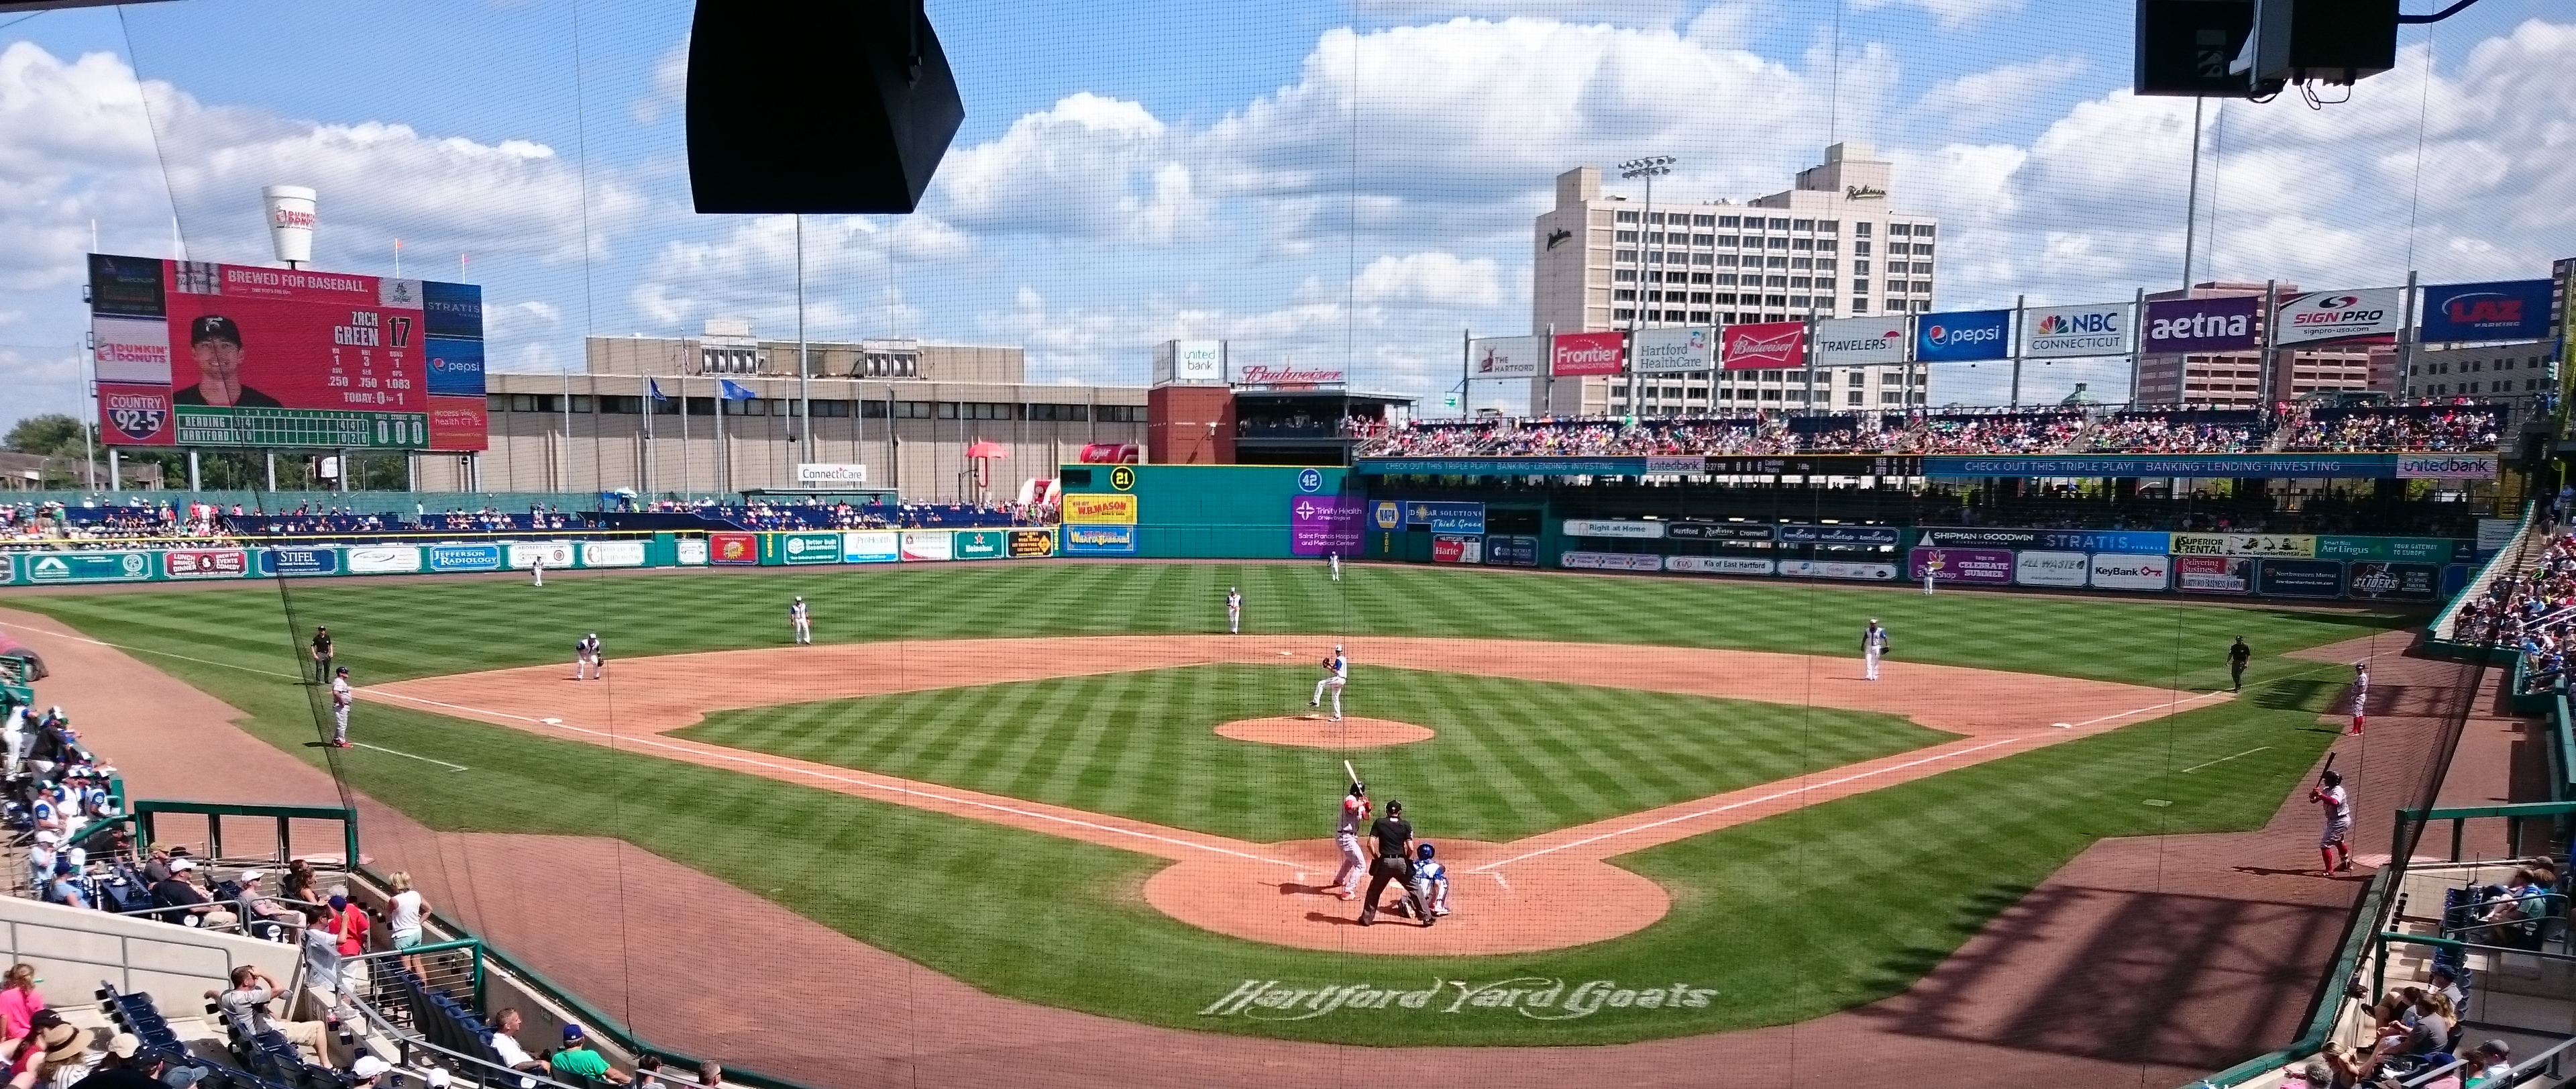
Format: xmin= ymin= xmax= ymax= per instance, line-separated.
xmin=2347 ymin=662 xmax=2369 ymax=736
xmin=2311 ymin=768 xmax=2353 ymax=873
xmin=329 ymin=666 xmax=352 ymax=748
xmin=1226 ymin=587 xmax=1242 ymax=635
xmin=791 ymin=597 xmax=812 ymax=645
xmin=575 ymin=633 xmax=605 ymax=680
xmin=1310 ymin=644 xmax=1348 ymax=721
xmin=1330 ymin=781 xmax=1371 ymax=900
xmin=1862 ymin=619 xmax=1889 ymax=681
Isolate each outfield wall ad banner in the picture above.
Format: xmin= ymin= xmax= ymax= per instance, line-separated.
xmin=2012 ymin=550 xmax=2091 ymax=587
xmin=2089 ymin=554 xmax=2173 ymax=591
xmin=1780 ymin=524 xmax=1902 ymax=547
xmin=344 ymin=546 xmax=423 ymax=574
xmin=1432 ymin=535 xmax=1482 ymax=564
xmin=506 ymin=541 xmax=576 ymax=570
xmin=2020 ymin=304 xmax=2130 ymax=358
xmin=1720 ymin=322 xmax=1806 ymax=370
xmin=1812 ymin=318 xmax=1906 ymax=365
xmin=900 ymin=532 xmax=954 ymax=562
xmin=1063 ymin=494 xmax=1140 ymax=524
xmin=1550 ymin=331 xmax=1626 ymax=376
xmin=957 ymin=531 xmax=1007 ymax=560
xmin=1668 ymin=521 xmax=1776 ymax=542
xmin=2396 ymin=454 xmax=2498 ymax=480
xmin=425 ymin=543 xmax=504 ymax=572
xmin=2275 ymin=288 xmax=2405 ymax=346
xmin=1915 ymin=526 xmax=2171 ymax=554
xmin=2171 ymin=533 xmax=2316 ymax=559
xmin=1666 ymin=555 xmax=1775 ymax=576
xmin=1561 ymin=551 xmax=1662 ymax=571
xmin=2349 ymin=562 xmax=2440 ymax=601
xmin=775 ymin=532 xmax=841 ymax=564
xmin=2316 ymin=535 xmax=2454 ymax=564
xmin=1006 ymin=529 xmax=1058 ymax=558
xmin=1631 ymin=327 xmax=1715 ymax=372
xmin=1909 ymin=547 xmax=2012 ymax=584
xmin=2178 ymin=556 xmax=2254 ymax=594
xmin=675 ymin=538 xmax=709 ymax=566
xmin=260 ymin=547 xmax=341 ymax=578
xmin=1780 ymin=560 xmax=1898 ymax=580
xmin=86 ymin=253 xmax=486 ymax=451
xmin=1485 ymin=535 xmax=1538 ymax=566
xmin=21 ymin=552 xmax=153 ymax=584
xmin=1468 ymin=336 xmax=1540 ymax=378
xmin=1922 ymin=453 xmax=2430 ymax=478
xmin=581 ymin=541 xmax=647 ymax=568
xmin=2143 ymin=295 xmax=2260 ymax=353
xmin=2421 ymin=280 xmax=2554 ymax=342
xmin=1914 ymin=309 xmax=2012 ymax=362
xmin=2258 ymin=559 xmax=2345 ymax=598
xmin=843 ymin=531 xmax=900 ymax=563
xmin=161 ymin=549 xmax=250 ymax=580
xmin=1063 ymin=524 xmax=1138 ymax=556
xmin=709 ymin=533 xmax=758 ymax=565
xmin=1564 ymin=519 xmax=1665 ymax=539
xmin=1401 ymin=501 xmax=1485 ymax=533
xmin=1290 ymin=496 xmax=1366 ymax=556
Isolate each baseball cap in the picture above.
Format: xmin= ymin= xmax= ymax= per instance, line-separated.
xmin=107 ymin=1033 xmax=141 ymax=1059
xmin=351 ymin=1056 xmax=392 ymax=1080
xmin=189 ymin=315 xmax=243 ymax=346
xmin=162 ymin=1063 xmax=207 ymax=1088
xmin=170 ymin=859 xmax=196 ymax=872
xmin=561 ymin=1023 xmax=586 ymax=1042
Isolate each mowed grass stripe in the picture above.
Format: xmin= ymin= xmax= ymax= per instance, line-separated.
xmin=672 ymin=664 xmax=1951 ymax=843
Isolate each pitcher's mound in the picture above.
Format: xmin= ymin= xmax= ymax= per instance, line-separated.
xmin=1216 ymin=716 xmax=1434 ymax=748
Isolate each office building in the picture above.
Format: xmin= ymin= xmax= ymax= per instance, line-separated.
xmin=1529 ymin=143 xmax=1939 ymax=415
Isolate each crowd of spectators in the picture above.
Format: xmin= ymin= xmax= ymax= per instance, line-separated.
xmin=1912 ymin=412 xmax=2084 ymax=454
xmin=641 ymin=497 xmax=1053 ymax=529
xmin=2284 ymin=403 xmax=2504 ymax=453
xmin=2 ymin=502 xmax=237 ymax=552
xmin=2081 ymin=413 xmax=2265 ymax=453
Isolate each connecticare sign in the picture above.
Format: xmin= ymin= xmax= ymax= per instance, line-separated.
xmin=1201 ymin=978 xmax=1717 ymax=1021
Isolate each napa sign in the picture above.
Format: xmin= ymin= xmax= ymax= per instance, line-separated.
xmin=1201 ymin=978 xmax=1716 ymax=1021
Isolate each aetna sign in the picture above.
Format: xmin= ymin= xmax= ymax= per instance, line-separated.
xmin=2141 ymin=296 xmax=2261 ymax=353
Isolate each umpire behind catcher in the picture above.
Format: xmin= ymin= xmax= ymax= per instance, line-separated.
xmin=1358 ymin=800 xmax=1432 ymax=927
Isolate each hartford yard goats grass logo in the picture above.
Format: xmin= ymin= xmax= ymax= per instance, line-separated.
xmin=1201 ymin=978 xmax=1717 ymax=1021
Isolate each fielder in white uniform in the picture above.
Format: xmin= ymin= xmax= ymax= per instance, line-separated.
xmin=329 ymin=667 xmax=353 ymax=747
xmin=2347 ymin=662 xmax=2369 ymax=736
xmin=1310 ymin=645 xmax=1348 ymax=721
xmin=1923 ymin=552 xmax=1943 ymax=595
xmin=1863 ymin=619 xmax=1888 ymax=681
xmin=575 ymin=633 xmax=604 ymax=680
xmin=1329 ymin=553 xmax=1341 ymax=581
xmin=790 ymin=597 xmax=812 ymax=644
xmin=1225 ymin=588 xmax=1242 ymax=635
xmin=531 ymin=556 xmax=545 ymax=587
xmin=1330 ymin=782 xmax=1371 ymax=900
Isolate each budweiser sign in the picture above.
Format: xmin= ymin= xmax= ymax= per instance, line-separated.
xmin=1233 ymin=363 xmax=1345 ymax=386
xmin=1721 ymin=321 xmax=1807 ymax=370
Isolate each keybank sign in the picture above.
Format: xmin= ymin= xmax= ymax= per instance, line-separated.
xmin=1201 ymin=978 xmax=1716 ymax=1021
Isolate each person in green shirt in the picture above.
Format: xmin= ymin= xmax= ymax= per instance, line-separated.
xmin=549 ymin=1025 xmax=630 ymax=1085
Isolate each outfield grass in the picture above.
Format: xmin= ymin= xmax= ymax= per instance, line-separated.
xmin=1 ymin=564 xmax=2409 ymax=1045
xmin=672 ymin=663 xmax=1949 ymax=843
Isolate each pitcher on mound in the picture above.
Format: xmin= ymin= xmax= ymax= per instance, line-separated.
xmin=1310 ymin=644 xmax=1348 ymax=722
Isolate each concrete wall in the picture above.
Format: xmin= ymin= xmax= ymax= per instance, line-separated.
xmin=0 ymin=894 xmax=301 ymax=1013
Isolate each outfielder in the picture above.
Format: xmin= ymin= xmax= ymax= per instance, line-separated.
xmin=1310 ymin=644 xmax=1348 ymax=722
xmin=2347 ymin=662 xmax=2369 ymax=736
xmin=790 ymin=597 xmax=812 ymax=645
xmin=2311 ymin=768 xmax=2353 ymax=873
xmin=1330 ymin=782 xmax=1371 ymax=900
xmin=1329 ymin=553 xmax=1341 ymax=581
xmin=329 ymin=667 xmax=352 ymax=748
xmin=575 ymin=633 xmax=605 ymax=681
xmin=1862 ymin=619 xmax=1889 ymax=681
xmin=1922 ymin=552 xmax=1943 ymax=595
xmin=1226 ymin=587 xmax=1242 ymax=635
xmin=531 ymin=556 xmax=545 ymax=587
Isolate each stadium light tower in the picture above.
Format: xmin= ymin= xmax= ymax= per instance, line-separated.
xmin=1617 ymin=156 xmax=1675 ymax=415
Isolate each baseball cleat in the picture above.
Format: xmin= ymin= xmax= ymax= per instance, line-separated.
xmin=1309 ymin=701 xmax=1319 ymax=709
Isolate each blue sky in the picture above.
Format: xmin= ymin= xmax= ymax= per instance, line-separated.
xmin=4 ymin=0 xmax=2573 ymax=427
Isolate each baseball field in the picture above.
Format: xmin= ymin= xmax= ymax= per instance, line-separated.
xmin=1 ymin=561 xmax=2416 ymax=1047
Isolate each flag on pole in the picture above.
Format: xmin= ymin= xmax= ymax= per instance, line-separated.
xmin=718 ymin=379 xmax=757 ymax=401
xmin=649 ymin=378 xmax=669 ymax=402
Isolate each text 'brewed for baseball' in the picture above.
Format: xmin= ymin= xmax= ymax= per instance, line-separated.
xmin=1199 ymin=978 xmax=1715 ymax=1021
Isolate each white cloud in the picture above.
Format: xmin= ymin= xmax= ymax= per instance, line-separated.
xmin=1356 ymin=0 xmax=1693 ymax=24
xmin=1352 ymin=252 xmax=1502 ymax=307
xmin=632 ymin=36 xmax=688 ymax=125
xmin=1909 ymin=56 xmax=2086 ymax=132
xmin=1851 ymin=0 xmax=2024 ymax=31
xmin=628 ymin=214 xmax=963 ymax=338
xmin=931 ymin=93 xmax=1211 ymax=244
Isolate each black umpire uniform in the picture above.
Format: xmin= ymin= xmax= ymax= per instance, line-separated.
xmin=1360 ymin=800 xmax=1431 ymax=927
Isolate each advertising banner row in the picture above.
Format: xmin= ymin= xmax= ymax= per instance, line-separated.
xmin=1356 ymin=452 xmax=2493 ymax=481
xmin=1558 ymin=545 xmax=2457 ymax=601
xmin=1464 ymin=278 xmax=2557 ymax=376
xmin=0 ymin=528 xmax=1062 ymax=584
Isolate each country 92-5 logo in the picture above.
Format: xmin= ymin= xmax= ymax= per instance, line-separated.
xmin=103 ymin=388 xmax=171 ymax=440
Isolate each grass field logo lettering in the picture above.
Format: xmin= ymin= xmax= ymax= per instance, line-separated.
xmin=1201 ymin=978 xmax=1715 ymax=1021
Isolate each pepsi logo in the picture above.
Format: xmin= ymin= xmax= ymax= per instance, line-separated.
xmin=1926 ymin=325 xmax=1948 ymax=342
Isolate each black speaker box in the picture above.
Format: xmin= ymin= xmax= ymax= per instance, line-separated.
xmin=687 ymin=1 xmax=966 ymax=214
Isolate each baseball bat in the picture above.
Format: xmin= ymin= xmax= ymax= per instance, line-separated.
xmin=1344 ymin=760 xmax=1359 ymax=786
xmin=2317 ymin=751 xmax=2337 ymax=784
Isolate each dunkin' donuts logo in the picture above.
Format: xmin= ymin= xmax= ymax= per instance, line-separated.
xmin=104 ymin=389 xmax=170 ymax=440
xmin=1201 ymin=978 xmax=1715 ymax=1022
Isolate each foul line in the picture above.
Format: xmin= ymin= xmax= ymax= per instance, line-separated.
xmin=362 ymin=688 xmax=1298 ymax=869
xmin=2070 ymin=688 xmax=2235 ymax=728
xmin=2179 ymin=745 xmax=2271 ymax=774
xmin=0 ymin=619 xmax=303 ymax=680
xmin=347 ymin=741 xmax=469 ymax=772
xmin=1472 ymin=736 xmax=2027 ymax=872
